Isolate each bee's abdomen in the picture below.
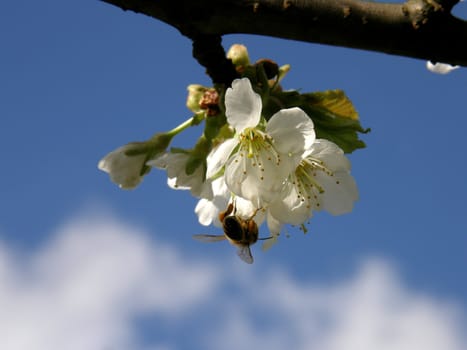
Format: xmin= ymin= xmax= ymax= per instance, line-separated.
xmin=223 ymin=216 xmax=244 ymax=241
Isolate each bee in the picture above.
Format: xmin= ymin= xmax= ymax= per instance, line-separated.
xmin=193 ymin=202 xmax=262 ymax=264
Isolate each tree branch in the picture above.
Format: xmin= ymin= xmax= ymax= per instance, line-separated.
xmin=191 ymin=35 xmax=239 ymax=85
xmin=101 ymin=0 xmax=467 ymax=70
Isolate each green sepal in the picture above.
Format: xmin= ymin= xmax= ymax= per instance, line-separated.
xmin=122 ymin=142 xmax=151 ymax=157
xmin=169 ymin=147 xmax=189 ymax=154
xmin=185 ymin=155 xmax=204 ymax=176
xmin=123 ymin=133 xmax=174 ymax=177
xmin=204 ymin=111 xmax=227 ymax=140
xmin=138 ymin=163 xmax=152 ymax=177
xmin=124 ymin=132 xmax=173 ymax=157
xmin=185 ymin=135 xmax=211 ymax=176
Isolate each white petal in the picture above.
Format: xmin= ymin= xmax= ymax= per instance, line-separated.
xmin=266 ymin=211 xmax=282 ymax=237
xmin=266 ymin=107 xmax=315 ymax=160
xmin=230 ymin=197 xmax=266 ymax=229
xmin=167 ymin=175 xmax=212 ymax=199
xmin=146 ymin=151 xmax=169 ymax=169
xmin=210 ymin=176 xmax=230 ymax=198
xmin=233 ymin=197 xmax=257 ymax=218
xmin=195 ymin=198 xmax=218 ymax=226
xmin=262 ymin=212 xmax=282 ymax=251
xmin=262 ymin=235 xmax=278 ymax=251
xmin=224 ymin=146 xmax=287 ymax=206
xmin=313 ymin=170 xmax=358 ymax=215
xmin=225 ymin=78 xmax=262 ymax=132
xmin=195 ymin=177 xmax=230 ymax=226
xmin=268 ymin=179 xmax=312 ymax=225
xmin=309 ymin=139 xmax=357 ymax=214
xmin=426 ymin=61 xmax=459 ymax=74
xmin=301 ymin=140 xmax=358 ymax=215
xmin=206 ymin=138 xmax=238 ymax=179
xmin=167 ymin=176 xmax=185 ymax=190
xmin=147 ymin=151 xmax=181 ymax=175
xmin=309 ymin=139 xmax=351 ymax=172
xmin=98 ymin=146 xmax=146 ymax=189
xmin=149 ymin=152 xmax=210 ymax=198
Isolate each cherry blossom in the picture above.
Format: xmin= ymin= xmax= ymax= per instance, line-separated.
xmin=268 ymin=139 xmax=358 ymax=227
xmin=206 ymin=78 xmax=315 ymax=207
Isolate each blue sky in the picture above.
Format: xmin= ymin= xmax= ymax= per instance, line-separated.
xmin=1 ymin=1 xmax=467 ymax=349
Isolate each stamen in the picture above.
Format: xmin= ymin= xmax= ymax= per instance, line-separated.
xmin=238 ymin=128 xmax=282 ymax=178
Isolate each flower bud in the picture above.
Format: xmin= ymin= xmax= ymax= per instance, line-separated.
xmin=98 ymin=132 xmax=174 ymax=190
xmin=186 ymin=84 xmax=207 ymax=113
xmin=277 ymin=64 xmax=291 ymax=83
xmin=98 ymin=144 xmax=149 ymax=189
xmin=227 ymin=44 xmax=250 ymax=70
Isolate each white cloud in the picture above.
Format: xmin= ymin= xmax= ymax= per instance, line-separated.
xmin=0 ymin=213 xmax=465 ymax=350
xmin=208 ymin=261 xmax=466 ymax=350
xmin=0 ymin=215 xmax=220 ymax=350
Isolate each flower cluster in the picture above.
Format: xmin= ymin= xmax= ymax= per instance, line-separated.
xmin=98 ymin=44 xmax=365 ymax=249
xmin=191 ymin=78 xmax=358 ymax=246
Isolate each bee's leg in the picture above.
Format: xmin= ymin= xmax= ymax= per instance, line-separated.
xmin=219 ymin=202 xmax=235 ymax=222
xmin=231 ymin=198 xmax=238 ymax=216
xmin=247 ymin=219 xmax=258 ymax=234
xmin=248 ymin=206 xmax=263 ymax=220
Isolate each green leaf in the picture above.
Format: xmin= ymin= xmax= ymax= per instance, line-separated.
xmin=305 ymin=90 xmax=359 ymax=120
xmin=275 ymin=89 xmax=369 ymax=153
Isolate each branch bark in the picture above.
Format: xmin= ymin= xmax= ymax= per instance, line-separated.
xmin=101 ymin=0 xmax=467 ymax=71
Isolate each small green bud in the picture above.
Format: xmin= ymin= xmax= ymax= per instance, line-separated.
xmin=227 ymin=44 xmax=250 ymax=71
xmin=277 ymin=64 xmax=291 ymax=83
xmin=186 ymin=84 xmax=208 ymax=113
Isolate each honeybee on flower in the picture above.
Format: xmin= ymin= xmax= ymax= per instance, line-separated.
xmin=98 ymin=44 xmax=365 ymax=261
xmin=193 ymin=202 xmax=266 ymax=264
xmin=200 ymin=78 xmax=358 ymax=244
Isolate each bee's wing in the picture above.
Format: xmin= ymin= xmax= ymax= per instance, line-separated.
xmin=236 ymin=245 xmax=254 ymax=264
xmin=192 ymin=234 xmax=226 ymax=243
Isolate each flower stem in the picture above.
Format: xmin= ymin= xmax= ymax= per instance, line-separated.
xmin=166 ymin=115 xmax=201 ymax=138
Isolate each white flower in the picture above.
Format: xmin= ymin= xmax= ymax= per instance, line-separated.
xmin=268 ymin=139 xmax=358 ymax=226
xmin=98 ymin=145 xmax=147 ymax=189
xmin=148 ymin=151 xmax=212 ymax=198
xmin=426 ymin=61 xmax=459 ymax=74
xmin=206 ymin=78 xmax=315 ymax=207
